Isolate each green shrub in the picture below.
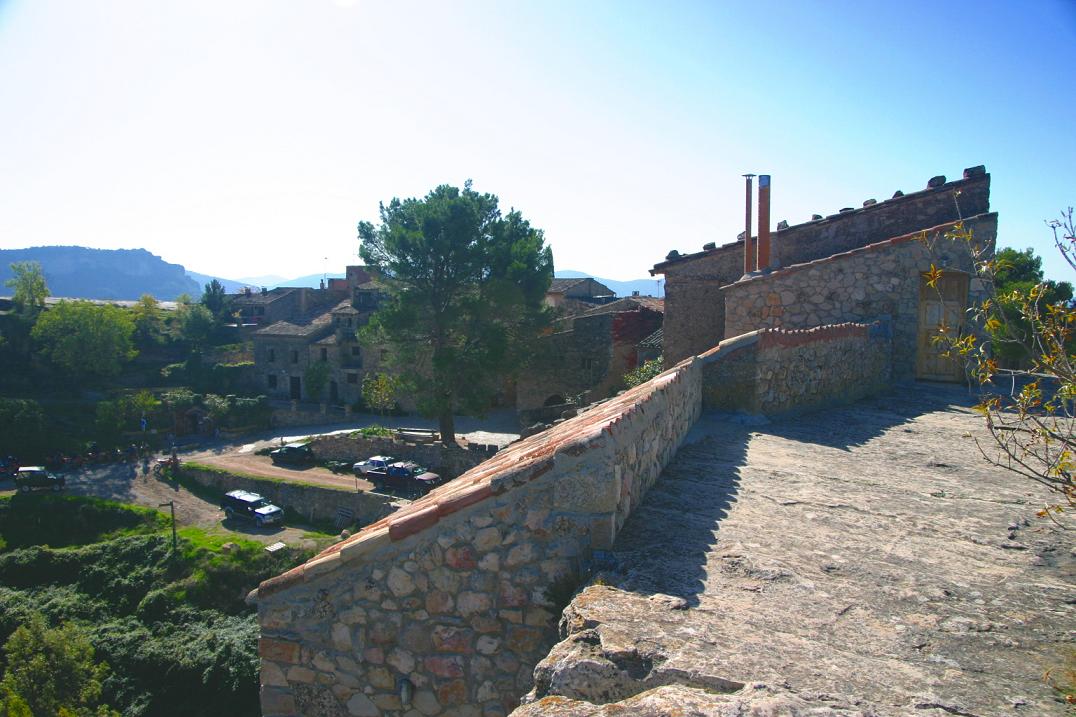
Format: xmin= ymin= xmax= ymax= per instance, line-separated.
xmin=0 ymin=495 xmax=167 ymax=551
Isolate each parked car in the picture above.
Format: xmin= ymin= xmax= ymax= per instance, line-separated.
xmin=14 ymin=466 xmax=65 ymax=493
xmin=270 ymin=442 xmax=315 ymax=466
xmin=367 ymin=461 xmax=443 ymax=497
xmin=220 ymin=490 xmax=284 ymax=527
xmin=353 ymin=455 xmax=396 ymax=475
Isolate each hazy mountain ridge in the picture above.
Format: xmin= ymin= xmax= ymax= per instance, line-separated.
xmin=555 ymin=269 xmax=664 ymax=298
xmin=0 ymin=246 xmax=200 ymax=301
xmin=1 ymin=246 xmax=663 ymax=300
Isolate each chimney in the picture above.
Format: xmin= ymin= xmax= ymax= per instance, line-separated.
xmin=632 ymin=290 xmax=640 ymax=297
xmin=757 ymin=175 xmax=771 ymax=270
xmin=743 ymin=174 xmax=756 ymax=274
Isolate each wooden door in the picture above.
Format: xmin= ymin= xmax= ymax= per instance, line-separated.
xmin=917 ymin=272 xmax=969 ymax=381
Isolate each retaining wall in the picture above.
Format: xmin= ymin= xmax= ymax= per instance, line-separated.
xmin=251 ymin=356 xmax=704 ymax=717
xmin=182 ymin=464 xmax=398 ymax=528
xmin=307 ymin=434 xmax=495 ymax=480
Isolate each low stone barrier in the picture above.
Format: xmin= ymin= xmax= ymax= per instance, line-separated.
xmin=182 ymin=464 xmax=398 ymax=528
xmin=701 ymin=320 xmax=891 ymax=415
xmin=251 ymin=356 xmax=703 ymax=717
xmin=307 ymin=434 xmax=495 ymax=480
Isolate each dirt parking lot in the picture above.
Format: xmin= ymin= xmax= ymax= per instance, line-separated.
xmin=1 ymin=461 xmax=322 ymax=548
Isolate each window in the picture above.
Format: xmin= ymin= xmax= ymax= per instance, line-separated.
xmin=320 ymin=348 xmax=328 ymax=361
xmin=268 ymin=375 xmax=278 ymax=389
xmin=268 ymin=348 xmax=275 ymax=363
xmin=291 ymin=350 xmax=299 ymax=364
xmin=581 ymin=358 xmax=594 ymax=370
xmin=347 ymin=373 xmax=358 ymax=384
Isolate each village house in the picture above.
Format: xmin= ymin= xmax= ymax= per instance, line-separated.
xmin=543 ymin=277 xmax=615 ymax=316
xmin=250 ymin=267 xmax=389 ymax=405
xmin=651 ymin=165 xmax=994 ymax=380
xmin=516 ymin=294 xmax=664 ymax=420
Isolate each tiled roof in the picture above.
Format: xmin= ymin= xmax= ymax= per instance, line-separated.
xmin=254 ymin=308 xmax=334 ymax=338
xmin=231 ymin=288 xmax=295 ymax=305
xmin=548 ymin=278 xmax=588 ymax=293
xmin=581 ymin=296 xmax=664 ymax=317
xmin=720 ymin=213 xmax=995 ymax=291
xmin=650 ymin=167 xmax=989 ymax=273
xmin=252 ymin=357 xmax=693 ymax=600
xmin=638 ymin=327 xmax=663 ymax=349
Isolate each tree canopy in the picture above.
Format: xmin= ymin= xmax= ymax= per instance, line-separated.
xmin=31 ymin=301 xmax=137 ymax=382
xmin=930 ymin=210 xmax=1076 ymax=522
xmin=4 ymin=261 xmax=49 ymax=315
xmin=358 ymin=182 xmax=553 ymax=444
xmin=201 ymin=279 xmax=228 ymax=318
xmin=0 ymin=615 xmax=118 ymax=717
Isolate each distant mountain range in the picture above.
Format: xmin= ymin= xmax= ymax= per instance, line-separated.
xmin=1 ymin=246 xmax=663 ymax=300
xmin=554 ymin=270 xmax=664 ymax=298
xmin=0 ymin=246 xmax=200 ymax=301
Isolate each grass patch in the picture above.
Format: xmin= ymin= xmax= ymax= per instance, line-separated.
xmin=349 ymin=425 xmax=394 ymax=438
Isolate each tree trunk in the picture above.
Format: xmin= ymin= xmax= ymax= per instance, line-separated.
xmin=439 ymin=410 xmax=456 ymax=447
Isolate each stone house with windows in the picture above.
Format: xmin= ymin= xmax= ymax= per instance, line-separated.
xmin=251 ymin=268 xmax=389 ymax=405
xmin=652 ymin=165 xmax=994 ymax=381
xmin=516 ymin=295 xmax=664 ymax=416
xmin=543 ymin=277 xmax=615 ymax=315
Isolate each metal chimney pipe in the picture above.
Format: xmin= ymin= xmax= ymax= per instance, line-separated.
xmin=757 ymin=175 xmax=771 ymax=270
xmin=743 ymin=174 xmax=755 ymax=274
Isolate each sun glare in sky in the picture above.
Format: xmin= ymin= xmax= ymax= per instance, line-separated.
xmin=0 ymin=0 xmax=1074 ymax=282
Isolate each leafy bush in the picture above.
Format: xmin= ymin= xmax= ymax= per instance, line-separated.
xmin=623 ymin=357 xmax=664 ymax=388
xmin=0 ymin=398 xmax=46 ymax=460
xmin=0 ymin=498 xmax=315 ymax=717
xmin=0 ymin=495 xmax=167 ymax=552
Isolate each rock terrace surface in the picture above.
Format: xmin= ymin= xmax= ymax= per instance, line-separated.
xmin=518 ymin=384 xmax=1074 ymax=716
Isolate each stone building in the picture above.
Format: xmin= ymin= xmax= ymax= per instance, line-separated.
xmin=543 ymin=277 xmax=614 ymax=315
xmin=233 ymin=286 xmax=338 ymax=327
xmin=516 ymin=296 xmax=663 ymax=416
xmin=651 ymin=166 xmax=992 ymax=369
xmin=251 ymin=268 xmax=389 ymax=405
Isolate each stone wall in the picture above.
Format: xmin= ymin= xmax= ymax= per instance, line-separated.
xmin=516 ymin=309 xmax=663 ymax=413
xmin=701 ymin=322 xmax=891 ymax=415
xmin=653 ymin=169 xmax=990 ymax=364
xmin=251 ymin=356 xmax=704 ymax=717
xmin=182 ymin=464 xmax=398 ymax=527
xmin=722 ymin=213 xmax=996 ymax=380
xmin=307 ymin=434 xmax=496 ymax=481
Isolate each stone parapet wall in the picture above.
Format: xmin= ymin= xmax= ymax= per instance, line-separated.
xmin=182 ymin=464 xmax=398 ymax=528
xmin=251 ymin=357 xmax=704 ymax=717
xmin=722 ymin=213 xmax=996 ymax=380
xmin=700 ymin=322 xmax=891 ymax=415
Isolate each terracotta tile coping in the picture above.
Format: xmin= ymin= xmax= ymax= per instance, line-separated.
xmin=252 ymin=357 xmax=695 ymax=601
xmin=719 ymin=213 xmax=995 ymax=292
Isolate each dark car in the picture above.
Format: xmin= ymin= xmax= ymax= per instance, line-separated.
xmin=270 ymin=442 xmax=314 ymax=466
xmin=14 ymin=466 xmax=65 ymax=492
xmin=368 ymin=461 xmax=443 ymax=497
xmin=220 ymin=490 xmax=284 ymax=527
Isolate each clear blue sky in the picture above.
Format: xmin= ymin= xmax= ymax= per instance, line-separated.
xmin=1 ymin=0 xmax=1073 ymax=283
